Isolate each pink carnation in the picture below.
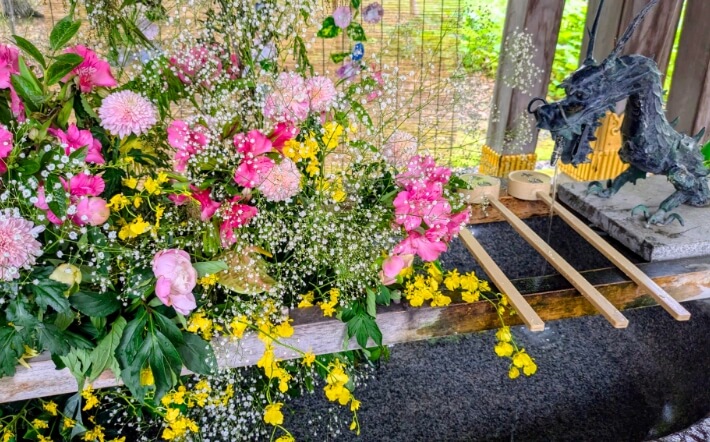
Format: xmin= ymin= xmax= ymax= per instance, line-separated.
xmin=167 ymin=120 xmax=209 ymax=172
xmin=220 ymin=196 xmax=259 ymax=247
xmin=382 ymin=131 xmax=418 ymax=169
xmin=152 ymin=249 xmax=197 ymax=315
xmin=263 ymin=72 xmax=310 ymax=123
xmin=0 ymin=209 xmax=44 ymax=281
xmin=63 ymin=45 xmax=117 ymax=93
xmin=233 ymin=130 xmax=275 ymax=188
xmin=49 ymin=124 xmax=104 ymax=164
xmin=98 ymin=91 xmax=157 ymax=138
xmin=0 ymin=125 xmax=12 ymax=174
xmin=257 ymin=157 xmax=301 ymax=202
xmin=306 ymin=76 xmax=337 ymax=113
xmin=68 ymin=173 xmax=105 ymax=197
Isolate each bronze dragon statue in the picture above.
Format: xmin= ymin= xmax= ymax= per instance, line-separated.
xmin=529 ymin=0 xmax=709 ymax=226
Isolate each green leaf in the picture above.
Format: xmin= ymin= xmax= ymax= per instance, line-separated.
xmin=345 ymin=308 xmax=382 ymax=348
xmin=59 ymin=348 xmax=92 ymax=386
xmin=152 ymin=311 xmax=184 ymax=346
xmin=50 ymin=16 xmax=82 ymax=51
xmin=702 ymin=141 xmax=710 ymax=162
xmin=346 ymin=22 xmax=367 ymax=42
xmin=116 ymin=310 xmax=147 ymax=369
xmin=80 ymin=94 xmax=98 ymax=119
xmin=12 ymin=35 xmax=46 ymax=68
xmin=37 ymin=322 xmax=70 ymax=355
xmin=351 ymin=0 xmax=361 ymax=9
xmin=330 ymin=52 xmax=351 ymax=63
xmin=16 ymin=157 xmax=41 ymax=175
xmin=52 ymin=53 xmax=84 ymax=65
xmin=88 ymin=316 xmax=126 ymax=381
xmin=366 ymin=288 xmax=377 ymax=318
xmin=11 ymin=74 xmax=44 ymax=108
xmin=177 ymin=332 xmax=217 ymax=375
xmin=125 ymin=330 xmax=182 ymax=401
xmin=31 ymin=279 xmax=71 ymax=314
xmin=317 ymin=16 xmax=341 ymax=38
xmin=192 ymin=261 xmax=228 ymax=278
xmin=46 ymin=57 xmax=83 ymax=86
xmin=376 ymin=285 xmax=391 ymax=306
xmin=69 ymin=290 xmax=120 ymax=317
xmin=45 ymin=173 xmax=68 ymax=218
xmin=54 ymin=310 xmax=75 ymax=330
xmin=0 ymin=326 xmax=25 ymax=377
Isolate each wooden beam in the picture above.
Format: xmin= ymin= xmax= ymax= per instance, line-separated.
xmin=2 ymin=255 xmax=709 ymax=403
xmin=486 ymin=0 xmax=565 ymax=155
xmin=468 ymin=195 xmax=550 ymax=224
xmin=665 ymin=0 xmax=710 ymax=142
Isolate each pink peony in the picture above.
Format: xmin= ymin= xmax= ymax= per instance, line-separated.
xmin=333 ymin=6 xmax=352 ymax=28
xmin=257 ymin=157 xmax=302 ymax=202
xmin=152 ymin=249 xmax=197 ymax=315
xmin=49 ymin=124 xmax=104 ymax=164
xmin=233 ymin=130 xmax=275 ymax=188
xmin=0 ymin=125 xmax=12 ymax=174
xmin=263 ymin=72 xmax=310 ymax=123
xmin=382 ymin=130 xmax=418 ymax=169
xmin=190 ymin=185 xmax=221 ymax=221
xmin=167 ymin=120 xmax=209 ymax=172
xmin=170 ymin=46 xmax=223 ymax=87
xmin=379 ymin=254 xmax=414 ymax=285
xmin=306 ymin=76 xmax=337 ymax=113
xmin=0 ymin=209 xmax=44 ymax=281
xmin=68 ymin=173 xmax=105 ymax=197
xmin=363 ymin=2 xmax=384 ymax=24
xmin=269 ymin=122 xmax=299 ymax=151
xmin=73 ymin=197 xmax=109 ymax=226
xmin=98 ymin=91 xmax=158 ymax=138
xmin=219 ymin=196 xmax=258 ymax=247
xmin=63 ymin=45 xmax=117 ymax=93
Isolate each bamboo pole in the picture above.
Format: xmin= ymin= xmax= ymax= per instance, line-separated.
xmin=459 ymin=228 xmax=545 ymax=331
xmin=535 ymin=191 xmax=691 ymax=321
xmin=487 ymin=198 xmax=629 ymax=328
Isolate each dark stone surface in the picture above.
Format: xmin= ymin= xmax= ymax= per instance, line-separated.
xmin=288 ymin=301 xmax=710 ymax=442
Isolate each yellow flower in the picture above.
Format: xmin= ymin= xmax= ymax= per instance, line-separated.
xmin=495 ymin=326 xmax=512 ymax=343
xmin=107 ymin=194 xmax=130 ymax=211
xmin=154 ymin=205 xmax=165 ymax=230
xmin=198 ymin=274 xmax=218 ymax=289
xmin=479 ymin=280 xmax=491 ymax=292
xmin=320 ymin=301 xmax=337 ymax=317
xmin=443 ymin=269 xmax=461 ymax=291
xmin=2 ymin=431 xmax=12 ymax=442
xmin=523 ymin=361 xmax=538 ymax=376
xmin=299 ymin=137 xmax=319 ymax=159
xmin=82 ymin=385 xmax=99 ymax=411
xmin=282 ymin=140 xmax=302 ymax=162
xmin=32 ymin=419 xmax=49 ymax=429
xmin=122 ymin=177 xmax=137 ymax=189
xmin=460 ymin=273 xmax=479 ymax=292
xmin=399 ymin=265 xmax=414 ymax=280
xmin=165 ymin=407 xmax=181 ymax=424
xmin=306 ymin=158 xmax=320 ymax=177
xmin=273 ymin=319 xmax=294 ymax=338
xmin=118 ymin=216 xmax=151 ymax=240
xmin=144 ymin=177 xmax=161 ymax=195
xmin=229 ymin=316 xmax=249 ymax=339
xmin=275 ymin=435 xmax=295 ymax=442
xmin=461 ymin=290 xmax=480 ymax=303
xmin=38 ymin=435 xmax=53 ymax=442
xmin=264 ymin=403 xmax=284 ymax=426
xmin=83 ymin=425 xmax=105 ymax=441
xmin=195 ymin=379 xmax=211 ymax=392
xmin=43 ymin=400 xmax=58 ymax=416
xmin=157 ymin=172 xmax=169 ymax=184
xmin=494 ymin=341 xmax=514 ymax=358
xmin=257 ymin=346 xmax=277 ymax=378
xmin=49 ymin=263 xmax=82 ymax=288
xmin=322 ymin=122 xmax=344 ymax=150
xmin=430 ymin=294 xmax=451 ymax=307
xmin=302 ymin=352 xmax=316 ymax=367
xmin=350 ymin=398 xmax=361 ymax=411
xmin=297 ymin=291 xmax=315 ymax=308
xmin=508 ymin=366 xmax=520 ymax=379
xmin=133 ymin=195 xmax=143 ymax=208
xmin=512 ymin=350 xmax=534 ymax=369
xmin=425 ymin=263 xmax=443 ymax=283
xmin=110 ymin=438 xmax=126 ymax=442
xmin=187 ymin=311 xmax=214 ymax=340
xmin=63 ymin=417 xmax=76 ymax=429
xmin=140 ymin=366 xmax=154 ymax=386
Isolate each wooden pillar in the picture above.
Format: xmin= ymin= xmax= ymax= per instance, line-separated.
xmin=481 ymin=0 xmax=565 ymax=177
xmin=666 ymin=0 xmax=710 ymax=143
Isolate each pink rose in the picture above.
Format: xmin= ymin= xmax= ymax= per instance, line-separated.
xmin=333 ymin=6 xmax=352 ymax=28
xmin=152 ymin=249 xmax=197 ymax=315
xmin=73 ymin=197 xmax=109 ymax=226
xmin=49 ymin=124 xmax=105 ymax=164
xmin=63 ymin=45 xmax=117 ymax=93
xmin=0 ymin=125 xmax=12 ymax=174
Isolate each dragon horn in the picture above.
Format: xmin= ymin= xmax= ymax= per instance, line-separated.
xmin=584 ymin=0 xmax=605 ymax=64
xmin=607 ymin=0 xmax=660 ymax=60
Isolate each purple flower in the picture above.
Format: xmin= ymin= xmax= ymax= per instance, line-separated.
xmin=333 ymin=6 xmax=352 ymax=29
xmin=363 ymin=2 xmax=384 ymax=24
xmin=337 ymin=61 xmax=361 ymax=80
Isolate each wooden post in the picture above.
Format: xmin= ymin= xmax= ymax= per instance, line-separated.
xmin=666 ymin=0 xmax=710 ymax=143
xmin=482 ymin=0 xmax=565 ymax=176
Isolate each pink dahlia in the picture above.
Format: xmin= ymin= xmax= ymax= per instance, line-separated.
xmin=0 ymin=209 xmax=44 ymax=281
xmin=49 ymin=124 xmax=104 ymax=164
xmin=263 ymin=72 xmax=310 ymax=124
xmin=306 ymin=76 xmax=337 ymax=113
xmin=63 ymin=45 xmax=117 ymax=93
xmin=98 ymin=91 xmax=158 ymax=138
xmin=382 ymin=130 xmax=418 ymax=169
xmin=0 ymin=125 xmax=13 ymax=174
xmin=257 ymin=157 xmax=302 ymax=202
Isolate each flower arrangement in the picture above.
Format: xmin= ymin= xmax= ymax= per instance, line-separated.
xmin=0 ymin=1 xmax=534 ymax=440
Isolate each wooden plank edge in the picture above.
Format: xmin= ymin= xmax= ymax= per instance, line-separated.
xmin=468 ymin=196 xmax=550 ymax=224
xmin=2 ymin=265 xmax=709 ymax=403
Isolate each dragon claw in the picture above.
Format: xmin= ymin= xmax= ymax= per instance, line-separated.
xmin=641 ymin=210 xmax=685 ymax=227
xmin=660 ymin=212 xmax=685 ymax=227
xmin=587 ymin=180 xmax=612 ymax=198
xmin=631 ymin=204 xmax=650 ymax=219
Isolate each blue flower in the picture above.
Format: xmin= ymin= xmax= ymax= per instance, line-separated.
xmin=351 ymin=43 xmax=365 ymax=62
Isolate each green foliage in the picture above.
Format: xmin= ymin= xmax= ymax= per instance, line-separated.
xmin=0 ymin=326 xmax=25 ymax=377
xmin=458 ymin=7 xmax=502 ymax=77
xmin=548 ymin=0 xmax=587 ymax=100
xmin=342 ymin=303 xmax=383 ymax=349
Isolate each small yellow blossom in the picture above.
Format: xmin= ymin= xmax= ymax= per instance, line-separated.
xmin=82 ymin=385 xmax=99 ymax=411
xmin=63 ymin=417 xmax=76 ymax=429
xmin=460 ymin=272 xmax=479 ymax=292
xmin=133 ymin=195 xmax=143 ymax=208
xmin=122 ymin=177 xmax=138 ymax=189
xmin=426 ymin=263 xmax=443 ymax=283
xmin=443 ymin=269 xmax=461 ymax=291
xmin=297 ymin=291 xmax=315 ymax=308
xmin=264 ymin=403 xmax=284 ymax=426
xmin=118 ymin=216 xmax=151 ymax=240
xmin=32 ymin=419 xmax=49 ymax=429
xmin=157 ymin=172 xmax=169 ymax=184
xmin=306 ymin=158 xmax=320 ymax=177
xmin=38 ymin=435 xmax=53 ymax=442
xmin=110 ymin=438 xmax=126 ymax=442
xmin=350 ymin=398 xmax=361 ymax=411
xmin=508 ymin=366 xmax=520 ymax=379
xmin=144 ymin=177 xmax=161 ymax=195
xmin=187 ymin=311 xmax=214 ymax=340
xmin=198 ymin=274 xmax=218 ymax=289
xmin=302 ymin=352 xmax=316 ymax=367
xmin=462 ymin=290 xmax=480 ymax=303
xmin=494 ymin=341 xmax=514 ymax=358
xmin=43 ymin=400 xmax=58 ymax=416
xmin=273 ymin=319 xmax=294 ymax=338
xmin=140 ymin=366 xmax=154 ymax=386
xmin=275 ymin=435 xmax=295 ymax=442
xmin=495 ymin=326 xmax=512 ymax=343
xmin=320 ymin=301 xmax=337 ymax=317
xmin=2 ymin=431 xmax=12 ymax=442
xmin=83 ymin=424 xmax=105 ymax=442
xmin=282 ymin=140 xmax=302 ymax=162
xmin=107 ymin=194 xmax=130 ymax=211
xmin=229 ymin=316 xmax=249 ymax=339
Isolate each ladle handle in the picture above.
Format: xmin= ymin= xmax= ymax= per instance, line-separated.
xmin=459 ymin=229 xmax=545 ymax=331
xmin=488 ymin=198 xmax=629 ymax=328
xmin=536 ymin=191 xmax=690 ymax=321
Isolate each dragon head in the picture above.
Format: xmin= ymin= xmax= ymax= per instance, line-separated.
xmin=528 ymin=0 xmax=660 ymax=166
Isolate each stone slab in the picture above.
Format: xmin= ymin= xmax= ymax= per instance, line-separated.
xmin=557 ymin=175 xmax=710 ymax=261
